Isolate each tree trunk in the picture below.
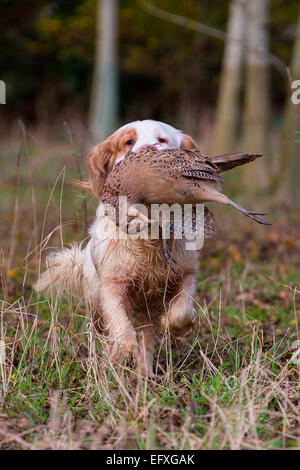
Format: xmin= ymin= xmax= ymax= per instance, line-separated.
xmin=89 ymin=0 xmax=119 ymax=142
xmin=278 ymin=6 xmax=300 ymax=203
xmin=242 ymin=0 xmax=269 ymax=187
xmin=212 ymin=0 xmax=245 ymax=155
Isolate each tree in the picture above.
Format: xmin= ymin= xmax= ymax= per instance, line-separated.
xmin=212 ymin=0 xmax=245 ymax=155
xmin=89 ymin=0 xmax=119 ymax=142
xmin=242 ymin=0 xmax=270 ymax=186
xmin=278 ymin=6 xmax=300 ymax=204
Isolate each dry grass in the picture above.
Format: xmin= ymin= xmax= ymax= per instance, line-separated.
xmin=0 ymin=126 xmax=299 ymax=450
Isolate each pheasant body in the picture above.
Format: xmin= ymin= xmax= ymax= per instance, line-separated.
xmin=102 ymin=148 xmax=270 ymax=227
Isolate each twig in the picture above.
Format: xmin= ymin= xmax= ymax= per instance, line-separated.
xmin=216 ymin=203 xmax=231 ymax=303
xmin=142 ymin=1 xmax=286 ymax=75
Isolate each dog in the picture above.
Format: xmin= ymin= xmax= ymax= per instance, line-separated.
xmin=35 ymin=120 xmax=200 ymax=376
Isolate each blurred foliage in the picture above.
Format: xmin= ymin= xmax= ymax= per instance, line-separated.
xmin=0 ymin=0 xmax=299 ymax=125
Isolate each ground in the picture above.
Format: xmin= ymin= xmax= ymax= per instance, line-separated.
xmin=0 ymin=131 xmax=299 ymax=450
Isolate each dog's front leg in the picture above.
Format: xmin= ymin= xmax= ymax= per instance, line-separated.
xmin=160 ymin=273 xmax=198 ymax=334
xmin=99 ymin=281 xmax=138 ymax=361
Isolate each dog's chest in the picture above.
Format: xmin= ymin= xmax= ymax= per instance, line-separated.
xmin=120 ymin=238 xmax=183 ymax=298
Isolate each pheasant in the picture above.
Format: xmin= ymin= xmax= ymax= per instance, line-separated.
xmin=101 ymin=148 xmax=270 ymax=268
xmin=102 ymin=148 xmax=270 ymax=224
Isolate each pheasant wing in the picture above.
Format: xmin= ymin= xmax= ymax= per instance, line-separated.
xmin=181 ymin=168 xmax=223 ymax=182
xmin=168 ymin=206 xmax=216 ymax=240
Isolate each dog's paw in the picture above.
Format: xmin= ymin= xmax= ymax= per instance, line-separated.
xmin=138 ymin=356 xmax=154 ymax=378
xmin=111 ymin=338 xmax=139 ymax=365
xmin=159 ymin=304 xmax=196 ymax=336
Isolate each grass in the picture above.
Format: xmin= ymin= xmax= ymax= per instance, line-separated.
xmin=0 ymin=130 xmax=299 ymax=450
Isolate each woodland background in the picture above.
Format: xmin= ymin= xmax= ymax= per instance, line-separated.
xmin=0 ymin=0 xmax=300 ymax=450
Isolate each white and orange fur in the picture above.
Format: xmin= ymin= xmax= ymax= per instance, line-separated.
xmin=35 ymin=120 xmax=200 ymax=375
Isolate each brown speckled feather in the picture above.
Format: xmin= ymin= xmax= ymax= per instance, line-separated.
xmin=210 ymin=152 xmax=263 ymax=172
xmin=168 ymin=206 xmax=216 ymax=240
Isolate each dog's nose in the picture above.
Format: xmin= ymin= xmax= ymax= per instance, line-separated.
xmin=137 ymin=144 xmax=157 ymax=151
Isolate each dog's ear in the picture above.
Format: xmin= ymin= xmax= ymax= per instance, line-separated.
xmin=86 ymin=136 xmax=116 ymax=198
xmin=180 ymin=134 xmax=198 ymax=150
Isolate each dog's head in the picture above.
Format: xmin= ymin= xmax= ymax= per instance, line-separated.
xmin=85 ymin=120 xmax=197 ymax=198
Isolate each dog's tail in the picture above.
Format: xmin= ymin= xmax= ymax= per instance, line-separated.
xmin=34 ymin=244 xmax=84 ymax=298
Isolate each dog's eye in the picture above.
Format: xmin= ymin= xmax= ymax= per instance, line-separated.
xmin=158 ymin=137 xmax=168 ymax=144
xmin=125 ymin=139 xmax=134 ymax=146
